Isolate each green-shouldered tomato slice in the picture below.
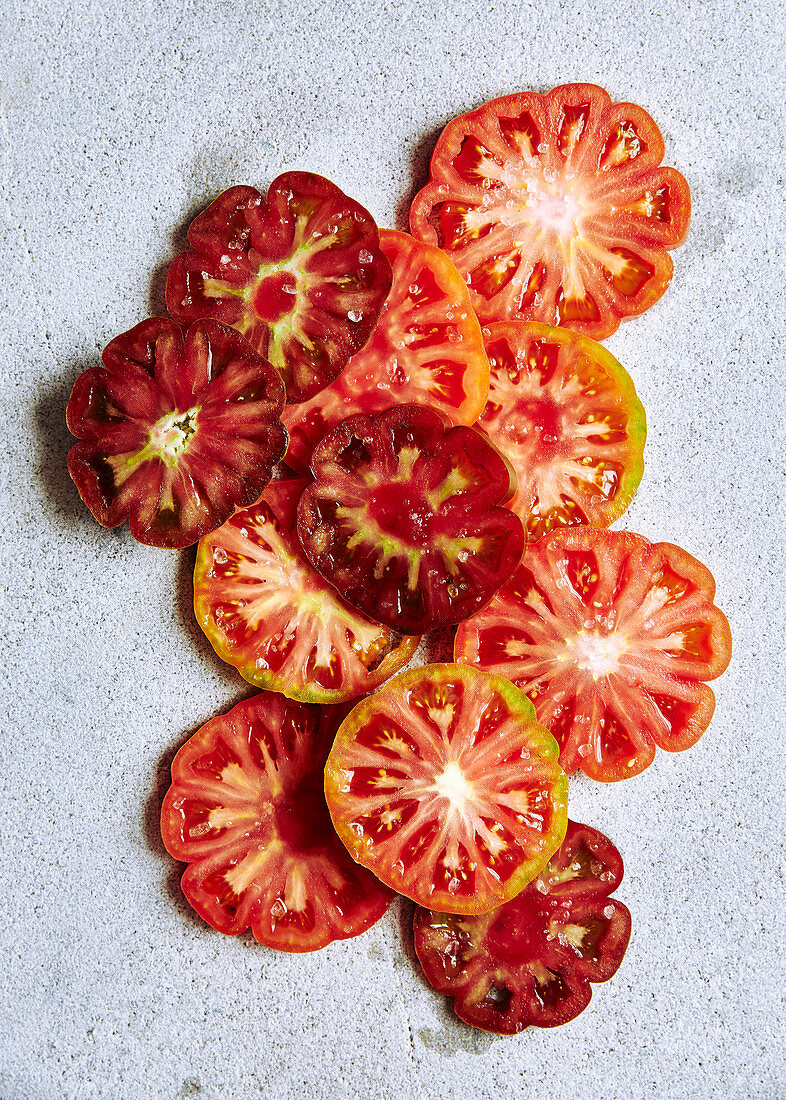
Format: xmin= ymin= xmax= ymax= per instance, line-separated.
xmin=324 ymin=663 xmax=568 ymax=914
xmin=165 ymin=174 xmax=392 ymax=403
xmin=161 ymin=693 xmax=393 ymax=952
xmin=282 ymin=229 xmax=490 ymax=471
xmin=410 ymin=84 xmax=691 ymax=339
xmin=455 ymin=528 xmax=732 ymax=782
xmin=414 ymin=820 xmax=631 ymax=1032
xmin=194 ymin=478 xmax=419 ymax=703
xmin=297 ymin=404 xmax=525 ymax=634
xmin=478 ymin=322 xmax=645 ymax=540
xmin=66 ymin=318 xmax=286 ymax=549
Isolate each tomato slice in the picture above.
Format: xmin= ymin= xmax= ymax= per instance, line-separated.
xmin=160 ymin=693 xmax=393 ymax=951
xmin=66 ymin=318 xmax=286 ymax=549
xmin=165 ymin=174 xmax=392 ymax=403
xmin=281 ymin=229 xmax=490 ymax=471
xmin=455 ymin=528 xmax=732 ymax=781
xmin=297 ymin=405 xmax=525 ymax=633
xmin=410 ymin=84 xmax=691 ymax=339
xmin=324 ymin=663 xmax=568 ymax=914
xmin=194 ymin=477 xmax=419 ymax=703
xmin=479 ymin=322 xmax=645 ymax=540
xmin=413 ymin=820 xmax=631 ymax=1032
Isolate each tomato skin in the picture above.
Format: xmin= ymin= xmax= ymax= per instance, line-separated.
xmin=410 ymin=84 xmax=691 ymax=338
xmin=413 ymin=820 xmax=631 ymax=1033
xmin=165 ymin=174 xmax=392 ymax=404
xmin=455 ymin=527 xmax=732 ymax=782
xmin=66 ymin=318 xmax=287 ymax=549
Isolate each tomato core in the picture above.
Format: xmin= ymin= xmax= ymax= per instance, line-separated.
xmin=273 ymin=773 xmax=326 ymax=852
xmin=484 ymin=891 xmax=553 ymax=963
xmin=368 ymin=483 xmax=434 ymax=546
xmin=252 ymin=271 xmax=298 ymax=323
xmin=518 ymin=397 xmax=562 ymax=458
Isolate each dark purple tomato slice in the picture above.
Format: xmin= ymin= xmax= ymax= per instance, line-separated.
xmin=194 ymin=477 xmax=419 ymax=703
xmin=160 ymin=693 xmax=393 ymax=952
xmin=455 ymin=527 xmax=732 ymax=781
xmin=414 ymin=820 xmax=632 ymax=1032
xmin=165 ymin=174 xmax=392 ymax=403
xmin=296 ymin=404 xmax=526 ymax=634
xmin=66 ymin=318 xmax=286 ymax=549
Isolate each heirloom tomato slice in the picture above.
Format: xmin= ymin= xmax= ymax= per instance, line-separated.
xmin=455 ymin=528 xmax=732 ymax=782
xmin=166 ymin=173 xmax=392 ymax=403
xmin=66 ymin=318 xmax=286 ymax=549
xmin=297 ymin=405 xmax=525 ymax=634
xmin=478 ymin=322 xmax=645 ymax=540
xmin=410 ymin=83 xmax=691 ymax=338
xmin=282 ymin=229 xmax=490 ymax=471
xmin=194 ymin=477 xmax=419 ymax=703
xmin=324 ymin=663 xmax=568 ymax=914
xmin=414 ymin=820 xmax=631 ymax=1033
xmin=160 ymin=693 xmax=393 ymax=951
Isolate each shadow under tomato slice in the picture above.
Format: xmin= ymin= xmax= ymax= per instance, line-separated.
xmin=160 ymin=693 xmax=393 ymax=952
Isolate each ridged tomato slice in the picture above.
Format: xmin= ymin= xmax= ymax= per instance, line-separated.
xmin=455 ymin=528 xmax=732 ymax=781
xmin=282 ymin=229 xmax=490 ymax=471
xmin=414 ymin=820 xmax=631 ymax=1032
xmin=478 ymin=323 xmax=645 ymax=540
xmin=410 ymin=84 xmax=691 ymax=338
xmin=324 ymin=664 xmax=568 ymax=914
xmin=194 ymin=478 xmax=419 ymax=703
xmin=165 ymin=174 xmax=392 ymax=403
xmin=161 ymin=693 xmax=393 ymax=951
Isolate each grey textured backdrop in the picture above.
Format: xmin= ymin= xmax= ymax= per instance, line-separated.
xmin=1 ymin=1 xmax=783 ymax=1097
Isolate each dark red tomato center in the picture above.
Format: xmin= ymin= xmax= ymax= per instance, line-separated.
xmin=273 ymin=771 xmax=328 ymax=852
xmin=252 ymin=271 xmax=298 ymax=323
xmin=368 ymin=483 xmax=434 ymax=546
xmin=484 ymin=892 xmax=555 ymax=964
xmin=519 ymin=397 xmax=561 ymax=457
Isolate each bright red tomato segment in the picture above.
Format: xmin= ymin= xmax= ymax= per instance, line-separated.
xmin=410 ymin=84 xmax=691 ymax=339
xmin=324 ymin=663 xmax=568 ymax=914
xmin=194 ymin=478 xmax=419 ymax=703
xmin=160 ymin=693 xmax=393 ymax=951
xmin=165 ymin=174 xmax=392 ymax=403
xmin=413 ymin=820 xmax=631 ymax=1032
xmin=66 ymin=318 xmax=286 ymax=549
xmin=297 ymin=405 xmax=525 ymax=634
xmin=455 ymin=528 xmax=732 ymax=782
xmin=282 ymin=229 xmax=490 ymax=471
xmin=479 ymin=322 xmax=645 ymax=540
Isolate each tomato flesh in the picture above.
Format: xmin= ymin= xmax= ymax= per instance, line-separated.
xmin=297 ymin=404 xmax=525 ymax=633
xmin=410 ymin=83 xmax=691 ymax=338
xmin=160 ymin=693 xmax=392 ymax=951
xmin=479 ymin=322 xmax=645 ymax=539
xmin=324 ymin=663 xmax=568 ymax=914
xmin=455 ymin=528 xmax=732 ymax=781
xmin=165 ymin=174 xmax=392 ymax=403
xmin=413 ymin=820 xmax=631 ymax=1032
xmin=66 ymin=318 xmax=286 ymax=548
xmin=194 ymin=478 xmax=419 ymax=703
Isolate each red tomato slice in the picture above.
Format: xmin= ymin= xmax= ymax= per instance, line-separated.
xmin=414 ymin=820 xmax=631 ymax=1032
xmin=324 ymin=663 xmax=568 ymax=914
xmin=455 ymin=528 xmax=732 ymax=782
xmin=410 ymin=84 xmax=691 ymax=339
xmin=281 ymin=229 xmax=490 ymax=471
xmin=165 ymin=174 xmax=392 ymax=403
xmin=194 ymin=478 xmax=419 ymax=703
xmin=297 ymin=404 xmax=525 ymax=634
xmin=66 ymin=318 xmax=286 ymax=549
xmin=479 ymin=322 xmax=645 ymax=540
xmin=160 ymin=693 xmax=393 ymax=951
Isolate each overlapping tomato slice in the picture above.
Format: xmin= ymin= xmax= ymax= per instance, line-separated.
xmin=478 ymin=322 xmax=645 ymax=539
xmin=410 ymin=83 xmax=691 ymax=338
xmin=297 ymin=405 xmax=525 ymax=633
xmin=160 ymin=693 xmax=393 ymax=951
xmin=166 ymin=173 xmax=392 ymax=403
xmin=194 ymin=478 xmax=419 ymax=703
xmin=66 ymin=318 xmax=286 ymax=548
xmin=455 ymin=528 xmax=732 ymax=781
xmin=414 ymin=820 xmax=631 ymax=1032
xmin=324 ymin=663 xmax=568 ymax=914
xmin=282 ymin=229 xmax=490 ymax=470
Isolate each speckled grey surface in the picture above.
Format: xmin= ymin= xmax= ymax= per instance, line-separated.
xmin=1 ymin=1 xmax=784 ymax=1097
